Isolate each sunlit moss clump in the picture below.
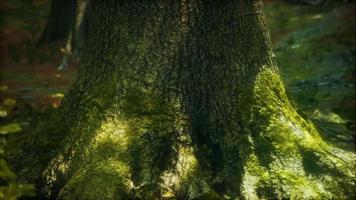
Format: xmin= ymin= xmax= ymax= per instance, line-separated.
xmin=239 ymin=68 xmax=356 ymax=199
xmin=45 ymin=108 xmax=218 ymax=200
xmin=54 ymin=115 xmax=132 ymax=200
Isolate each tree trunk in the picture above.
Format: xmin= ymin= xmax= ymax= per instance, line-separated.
xmin=37 ymin=0 xmax=77 ymax=47
xmin=37 ymin=0 xmax=89 ymax=69
xmin=58 ymin=0 xmax=90 ymax=70
xmin=24 ymin=0 xmax=355 ymax=199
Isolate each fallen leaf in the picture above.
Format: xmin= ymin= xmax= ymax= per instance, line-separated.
xmin=0 ymin=85 xmax=8 ymax=92
xmin=52 ymin=99 xmax=61 ymax=108
xmin=223 ymin=194 xmax=232 ymax=199
xmin=0 ymin=110 xmax=7 ymax=118
xmin=0 ymin=159 xmax=16 ymax=181
xmin=0 ymin=123 xmax=22 ymax=135
xmin=3 ymin=98 xmax=16 ymax=106
xmin=50 ymin=93 xmax=64 ymax=98
xmin=291 ymin=44 xmax=301 ymax=49
xmin=312 ymin=14 xmax=323 ymax=19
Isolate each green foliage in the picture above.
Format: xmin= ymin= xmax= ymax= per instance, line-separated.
xmin=0 ymin=91 xmax=35 ymax=199
xmin=0 ymin=138 xmax=35 ymax=200
xmin=0 ymin=183 xmax=35 ymax=200
xmin=0 ymin=123 xmax=22 ymax=135
xmin=0 ymin=159 xmax=16 ymax=181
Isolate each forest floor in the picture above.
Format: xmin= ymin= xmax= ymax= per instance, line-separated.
xmin=0 ymin=0 xmax=355 ymax=198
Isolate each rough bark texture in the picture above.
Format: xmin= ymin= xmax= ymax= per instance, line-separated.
xmin=21 ymin=0 xmax=355 ymax=199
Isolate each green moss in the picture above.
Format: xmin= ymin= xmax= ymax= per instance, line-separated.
xmin=58 ymin=160 xmax=131 ymax=200
xmin=40 ymin=85 xmax=189 ymax=199
xmin=242 ymin=68 xmax=356 ymax=199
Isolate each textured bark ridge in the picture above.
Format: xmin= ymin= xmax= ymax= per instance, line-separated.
xmin=23 ymin=0 xmax=355 ymax=199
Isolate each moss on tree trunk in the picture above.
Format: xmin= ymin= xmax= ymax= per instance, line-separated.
xmin=19 ymin=0 xmax=355 ymax=199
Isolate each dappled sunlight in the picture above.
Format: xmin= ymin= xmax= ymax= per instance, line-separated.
xmin=241 ymin=152 xmax=264 ymax=200
xmin=159 ymin=143 xmax=199 ymax=198
xmin=1 ymin=0 xmax=355 ymax=199
xmin=246 ymin=67 xmax=356 ymax=198
xmin=53 ymin=112 xmax=134 ymax=199
xmin=42 ymin=153 xmax=71 ymax=198
xmin=89 ymin=114 xmax=131 ymax=152
xmin=176 ymin=144 xmax=198 ymax=179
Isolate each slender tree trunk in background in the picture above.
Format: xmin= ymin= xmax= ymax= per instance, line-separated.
xmin=36 ymin=0 xmax=77 ymax=47
xmin=37 ymin=0 xmax=89 ymax=70
xmin=58 ymin=0 xmax=89 ymax=70
xmin=71 ymin=0 xmax=89 ymax=60
xmin=20 ymin=0 xmax=354 ymax=199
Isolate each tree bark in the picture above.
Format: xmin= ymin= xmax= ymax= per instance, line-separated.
xmin=21 ymin=0 xmax=355 ymax=199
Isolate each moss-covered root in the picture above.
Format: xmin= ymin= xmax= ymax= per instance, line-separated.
xmin=56 ymin=160 xmax=131 ymax=200
xmin=39 ymin=105 xmax=214 ymax=200
xmin=240 ymin=68 xmax=356 ymax=199
xmin=41 ymin=114 xmax=133 ymax=200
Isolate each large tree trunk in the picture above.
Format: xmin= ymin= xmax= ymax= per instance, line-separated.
xmin=22 ymin=0 xmax=355 ymax=199
xmin=170 ymin=1 xmax=355 ymax=199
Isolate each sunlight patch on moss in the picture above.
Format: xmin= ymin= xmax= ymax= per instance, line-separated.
xmin=55 ymin=112 xmax=134 ymax=199
xmin=90 ymin=115 xmax=131 ymax=151
xmin=241 ymin=152 xmax=265 ymax=200
xmin=42 ymin=154 xmax=71 ymax=198
xmin=172 ymin=141 xmax=213 ymax=199
xmin=177 ymin=146 xmax=198 ymax=178
xmin=58 ymin=159 xmax=131 ymax=200
xmin=158 ymin=143 xmax=201 ymax=199
xmin=248 ymin=68 xmax=356 ymax=199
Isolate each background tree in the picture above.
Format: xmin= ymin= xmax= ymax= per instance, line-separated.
xmin=37 ymin=0 xmax=89 ymax=69
xmin=36 ymin=0 xmax=77 ymax=47
xmin=15 ymin=0 xmax=355 ymax=199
